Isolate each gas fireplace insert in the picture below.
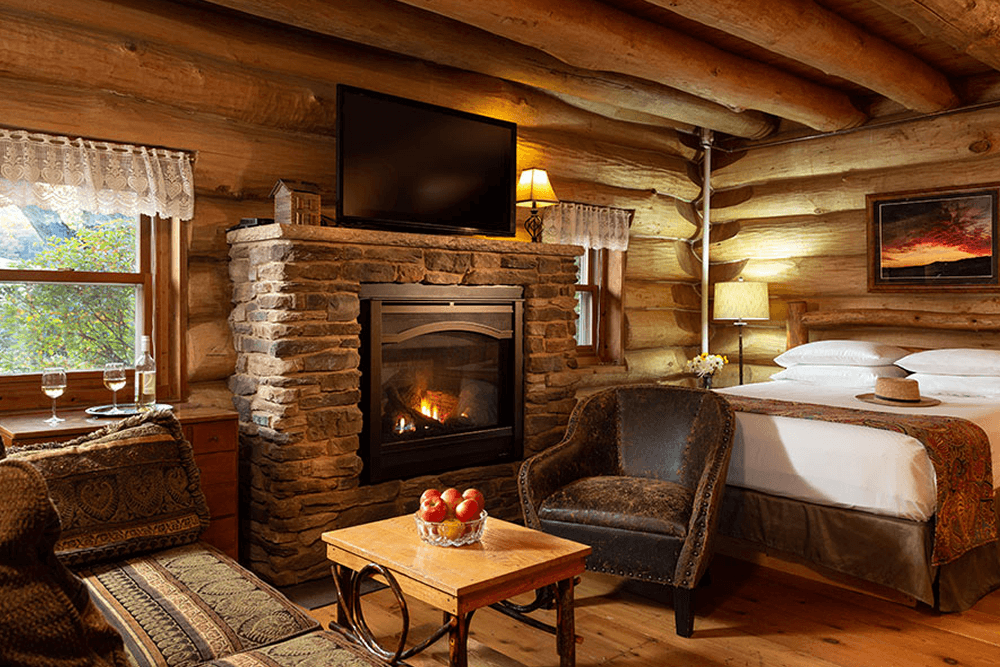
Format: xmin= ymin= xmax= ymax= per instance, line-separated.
xmin=359 ymin=284 xmax=524 ymax=483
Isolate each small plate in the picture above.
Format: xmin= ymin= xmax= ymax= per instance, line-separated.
xmin=85 ymin=403 xmax=174 ymax=417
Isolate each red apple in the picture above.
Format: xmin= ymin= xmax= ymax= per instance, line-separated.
xmin=462 ymin=488 xmax=485 ymax=513
xmin=420 ymin=488 xmax=442 ymax=505
xmin=418 ymin=496 xmax=447 ymax=523
xmin=440 ymin=487 xmax=463 ymax=517
xmin=454 ymin=498 xmax=481 ymax=523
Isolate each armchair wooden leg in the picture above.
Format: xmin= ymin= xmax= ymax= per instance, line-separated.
xmin=673 ymin=586 xmax=694 ymax=638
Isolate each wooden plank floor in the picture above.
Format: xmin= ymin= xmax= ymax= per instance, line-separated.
xmin=306 ymin=555 xmax=1000 ymax=666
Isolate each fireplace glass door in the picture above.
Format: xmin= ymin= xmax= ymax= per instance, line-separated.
xmin=360 ymin=285 xmax=523 ymax=483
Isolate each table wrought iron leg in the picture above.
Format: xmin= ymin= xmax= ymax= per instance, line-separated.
xmin=448 ymin=611 xmax=472 ymax=667
xmin=556 ymin=577 xmax=576 ymax=667
xmin=331 ymin=564 xmax=354 ymax=629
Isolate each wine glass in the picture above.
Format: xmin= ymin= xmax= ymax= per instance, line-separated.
xmin=41 ymin=367 xmax=67 ymax=424
xmin=103 ymin=363 xmax=126 ymax=414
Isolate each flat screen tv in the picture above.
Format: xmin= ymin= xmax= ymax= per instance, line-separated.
xmin=336 ymin=85 xmax=517 ymax=237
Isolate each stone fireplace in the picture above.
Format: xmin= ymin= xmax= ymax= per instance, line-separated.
xmin=227 ymin=224 xmax=581 ymax=585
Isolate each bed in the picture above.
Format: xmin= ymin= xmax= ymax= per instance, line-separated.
xmin=713 ymin=301 xmax=1000 ymax=611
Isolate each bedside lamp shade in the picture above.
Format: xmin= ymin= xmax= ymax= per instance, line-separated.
xmin=516 ymin=168 xmax=558 ymax=242
xmin=713 ymin=279 xmax=770 ymax=322
xmin=713 ymin=278 xmax=769 ymax=385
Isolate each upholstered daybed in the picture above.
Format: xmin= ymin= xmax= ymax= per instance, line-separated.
xmin=0 ymin=410 xmax=382 ymax=667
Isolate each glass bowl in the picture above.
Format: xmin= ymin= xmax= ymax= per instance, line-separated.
xmin=414 ymin=510 xmax=487 ymax=547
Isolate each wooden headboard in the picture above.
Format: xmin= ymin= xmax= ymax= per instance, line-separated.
xmin=786 ymin=301 xmax=1000 ymax=349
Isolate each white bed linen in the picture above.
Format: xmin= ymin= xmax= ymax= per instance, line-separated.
xmin=716 ymin=381 xmax=1000 ymax=522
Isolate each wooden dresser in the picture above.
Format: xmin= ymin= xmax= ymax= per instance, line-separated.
xmin=0 ymin=406 xmax=239 ymax=560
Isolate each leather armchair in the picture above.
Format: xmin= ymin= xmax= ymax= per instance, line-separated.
xmin=518 ymin=384 xmax=735 ymax=637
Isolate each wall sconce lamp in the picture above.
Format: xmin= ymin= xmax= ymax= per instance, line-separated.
xmin=713 ymin=277 xmax=770 ymax=384
xmin=516 ymin=168 xmax=559 ymax=242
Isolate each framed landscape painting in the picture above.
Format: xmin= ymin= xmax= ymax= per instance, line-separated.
xmin=867 ymin=184 xmax=1000 ymax=292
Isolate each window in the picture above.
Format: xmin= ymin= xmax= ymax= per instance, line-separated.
xmin=543 ymin=202 xmax=631 ymax=365
xmin=574 ymin=247 xmax=625 ymax=364
xmin=0 ymin=129 xmax=193 ymax=413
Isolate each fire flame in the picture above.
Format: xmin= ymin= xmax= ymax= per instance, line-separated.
xmin=419 ymin=398 xmax=440 ymax=421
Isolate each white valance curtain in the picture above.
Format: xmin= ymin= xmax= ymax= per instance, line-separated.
xmin=541 ymin=202 xmax=631 ymax=251
xmin=0 ymin=128 xmax=195 ymax=220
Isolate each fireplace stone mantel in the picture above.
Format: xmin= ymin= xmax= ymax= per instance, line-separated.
xmin=227 ymin=224 xmax=582 ymax=585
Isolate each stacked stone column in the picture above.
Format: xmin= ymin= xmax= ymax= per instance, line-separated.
xmin=228 ymin=225 xmax=581 ymax=585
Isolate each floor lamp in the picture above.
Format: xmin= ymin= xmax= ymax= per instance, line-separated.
xmin=516 ymin=168 xmax=559 ymax=242
xmin=713 ymin=278 xmax=770 ymax=384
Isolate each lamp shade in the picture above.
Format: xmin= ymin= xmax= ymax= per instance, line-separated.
xmin=516 ymin=168 xmax=559 ymax=208
xmin=714 ymin=279 xmax=769 ymax=321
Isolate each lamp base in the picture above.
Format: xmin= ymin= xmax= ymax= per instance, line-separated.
xmin=524 ymin=209 xmax=543 ymax=243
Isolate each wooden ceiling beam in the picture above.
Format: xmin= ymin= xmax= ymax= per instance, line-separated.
xmin=203 ymin=0 xmax=775 ymax=139
xmin=392 ymin=0 xmax=867 ymax=131
xmin=872 ymin=0 xmax=1000 ymax=73
xmin=647 ymin=0 xmax=958 ymax=113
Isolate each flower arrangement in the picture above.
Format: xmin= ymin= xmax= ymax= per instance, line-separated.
xmin=686 ymin=352 xmax=728 ymax=379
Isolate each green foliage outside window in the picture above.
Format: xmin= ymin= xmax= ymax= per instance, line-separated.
xmin=0 ymin=214 xmax=137 ymax=374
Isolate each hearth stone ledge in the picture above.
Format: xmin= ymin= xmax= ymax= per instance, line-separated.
xmin=228 ymin=224 xmax=583 ymax=585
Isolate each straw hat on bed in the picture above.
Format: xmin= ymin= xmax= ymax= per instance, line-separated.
xmin=856 ymin=377 xmax=941 ymax=407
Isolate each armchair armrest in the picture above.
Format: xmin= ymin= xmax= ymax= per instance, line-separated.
xmin=518 ymin=391 xmax=621 ymax=529
xmin=675 ymin=392 xmax=735 ymax=588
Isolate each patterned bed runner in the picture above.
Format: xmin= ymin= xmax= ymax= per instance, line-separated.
xmin=724 ymin=395 xmax=997 ymax=565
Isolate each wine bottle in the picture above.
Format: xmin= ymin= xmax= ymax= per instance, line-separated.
xmin=134 ymin=335 xmax=156 ymax=411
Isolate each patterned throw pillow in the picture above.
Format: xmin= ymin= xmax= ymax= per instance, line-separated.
xmin=6 ymin=410 xmax=210 ymax=566
xmin=0 ymin=459 xmax=129 ymax=667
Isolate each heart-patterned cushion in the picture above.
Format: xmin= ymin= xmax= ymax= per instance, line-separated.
xmin=6 ymin=411 xmax=209 ymax=567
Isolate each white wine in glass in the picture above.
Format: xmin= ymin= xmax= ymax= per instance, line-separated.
xmin=41 ymin=367 xmax=67 ymax=424
xmin=103 ymin=362 xmax=126 ymax=413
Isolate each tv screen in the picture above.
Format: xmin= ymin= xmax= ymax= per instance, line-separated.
xmin=336 ymin=85 xmax=517 ymax=237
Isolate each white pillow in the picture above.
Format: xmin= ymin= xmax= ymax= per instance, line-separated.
xmin=774 ymin=340 xmax=910 ymax=368
xmin=770 ymin=364 xmax=908 ymax=387
xmin=906 ymin=373 xmax=1000 ymax=398
xmin=896 ymin=348 xmax=1000 ymax=377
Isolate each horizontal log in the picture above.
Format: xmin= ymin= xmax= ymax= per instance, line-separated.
xmin=188 ymin=320 xmax=237 ymax=383
xmin=203 ymin=0 xmax=776 ymax=139
xmin=394 ymin=0 xmax=867 ymax=131
xmin=190 ymin=196 xmax=273 ymax=258
xmin=715 ymin=106 xmax=1000 ymax=188
xmin=188 ymin=260 xmax=231 ymax=322
xmin=676 ymin=242 xmax=748 ymax=282
xmin=0 ymin=0 xmax=693 ymax=156
xmin=519 ymin=130 xmax=698 ymax=201
xmin=713 ymin=152 xmax=1000 ymax=222
xmin=625 ymin=239 xmax=692 ymax=282
xmin=624 ymin=281 xmax=700 ymax=310
xmin=711 ymin=326 xmax=786 ymax=364
xmin=623 ymin=347 xmax=694 ymax=378
xmin=738 ymin=256 xmax=868 ymax=297
xmin=187 ymin=380 xmax=239 ymax=409
xmin=547 ymin=178 xmax=696 ymax=239
xmin=872 ymin=0 xmax=1000 ymax=72
xmin=651 ymin=0 xmax=957 ymax=113
xmin=0 ymin=76 xmax=339 ymax=200
xmin=625 ymin=309 xmax=700 ymax=350
xmin=711 ymin=211 xmax=863 ymax=262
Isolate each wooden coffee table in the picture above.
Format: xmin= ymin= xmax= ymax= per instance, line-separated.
xmin=321 ymin=514 xmax=591 ymax=667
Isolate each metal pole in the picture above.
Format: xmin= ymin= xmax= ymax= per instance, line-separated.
xmin=701 ymin=128 xmax=713 ymax=354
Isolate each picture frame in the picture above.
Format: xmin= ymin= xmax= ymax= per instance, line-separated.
xmin=866 ymin=184 xmax=1000 ymax=292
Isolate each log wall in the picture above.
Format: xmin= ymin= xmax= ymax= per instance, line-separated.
xmin=711 ymin=106 xmax=1000 ymax=385
xmin=0 ymin=0 xmax=702 ymax=408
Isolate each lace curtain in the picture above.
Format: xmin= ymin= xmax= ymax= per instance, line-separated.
xmin=541 ymin=202 xmax=632 ymax=251
xmin=0 ymin=128 xmax=195 ymax=220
